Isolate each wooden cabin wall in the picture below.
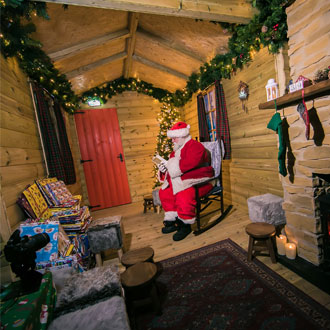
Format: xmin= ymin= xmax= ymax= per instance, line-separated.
xmin=182 ymin=47 xmax=286 ymax=209
xmin=76 ymin=91 xmax=162 ymax=203
xmin=0 ymin=56 xmax=83 ymax=282
xmin=183 ymin=93 xmax=199 ymax=141
xmin=1 ymin=56 xmax=46 ymax=236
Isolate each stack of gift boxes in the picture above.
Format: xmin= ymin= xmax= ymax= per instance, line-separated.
xmin=16 ymin=178 xmax=92 ymax=272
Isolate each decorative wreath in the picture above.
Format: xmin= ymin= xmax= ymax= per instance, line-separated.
xmin=238 ymin=81 xmax=249 ymax=100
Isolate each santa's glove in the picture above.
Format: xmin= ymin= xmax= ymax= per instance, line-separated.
xmin=158 ymin=161 xmax=167 ymax=173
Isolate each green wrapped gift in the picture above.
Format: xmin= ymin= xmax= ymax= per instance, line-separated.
xmin=0 ymin=272 xmax=56 ymax=329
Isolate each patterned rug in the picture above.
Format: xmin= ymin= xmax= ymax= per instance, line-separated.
xmin=135 ymin=239 xmax=330 ymax=330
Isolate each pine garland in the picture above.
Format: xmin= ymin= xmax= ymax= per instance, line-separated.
xmin=1 ymin=0 xmax=289 ymax=113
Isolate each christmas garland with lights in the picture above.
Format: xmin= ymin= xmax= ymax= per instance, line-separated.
xmin=1 ymin=0 xmax=289 ymax=113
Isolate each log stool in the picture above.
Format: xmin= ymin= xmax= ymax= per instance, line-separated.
xmin=245 ymin=222 xmax=277 ymax=263
xmin=121 ymin=262 xmax=161 ymax=325
xmin=121 ymin=246 xmax=154 ymax=268
xmin=143 ymin=195 xmax=156 ymax=213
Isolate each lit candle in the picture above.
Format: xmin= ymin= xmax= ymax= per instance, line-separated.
xmin=276 ymin=235 xmax=287 ymax=255
xmin=285 ymin=243 xmax=297 ymax=259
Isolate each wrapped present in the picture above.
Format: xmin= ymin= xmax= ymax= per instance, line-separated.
xmin=0 ymin=272 xmax=56 ymax=330
xmin=69 ymin=233 xmax=90 ymax=258
xmin=44 ymin=181 xmax=74 ymax=206
xmin=57 ymin=224 xmax=75 ymax=258
xmin=36 ymin=178 xmax=58 ymax=206
xmin=57 ymin=207 xmax=91 ymax=234
xmin=36 ymin=255 xmax=78 ymax=273
xmin=36 ymin=178 xmax=81 ymax=210
xmin=20 ymin=220 xmax=59 ymax=263
xmin=21 ymin=184 xmax=53 ymax=219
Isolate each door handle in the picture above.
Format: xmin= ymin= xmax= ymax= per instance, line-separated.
xmin=80 ymin=159 xmax=93 ymax=164
xmin=117 ymin=153 xmax=123 ymax=162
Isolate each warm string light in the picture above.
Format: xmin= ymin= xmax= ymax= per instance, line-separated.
xmin=2 ymin=1 xmax=287 ymax=113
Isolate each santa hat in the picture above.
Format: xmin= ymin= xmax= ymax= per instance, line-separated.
xmin=167 ymin=122 xmax=190 ymax=138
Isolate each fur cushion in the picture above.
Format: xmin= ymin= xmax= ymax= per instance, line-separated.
xmin=87 ymin=216 xmax=123 ymax=253
xmin=49 ymin=296 xmax=130 ymax=330
xmin=55 ymin=265 xmax=121 ymax=316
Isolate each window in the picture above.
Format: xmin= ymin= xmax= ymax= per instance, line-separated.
xmin=203 ymin=87 xmax=217 ymax=141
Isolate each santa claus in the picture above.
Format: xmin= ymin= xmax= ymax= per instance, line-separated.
xmin=158 ymin=122 xmax=214 ymax=241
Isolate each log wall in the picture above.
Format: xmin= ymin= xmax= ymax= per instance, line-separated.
xmin=0 ymin=56 xmax=82 ymax=282
xmin=183 ymin=47 xmax=285 ymax=209
xmin=76 ymin=91 xmax=162 ymax=203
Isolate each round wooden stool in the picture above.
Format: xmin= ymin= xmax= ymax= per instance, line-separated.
xmin=143 ymin=195 xmax=156 ymax=213
xmin=245 ymin=222 xmax=277 ymax=263
xmin=121 ymin=246 xmax=154 ymax=268
xmin=121 ymin=262 xmax=161 ymax=321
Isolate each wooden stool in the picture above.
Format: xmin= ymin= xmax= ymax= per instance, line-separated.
xmin=245 ymin=222 xmax=277 ymax=263
xmin=121 ymin=262 xmax=161 ymax=324
xmin=87 ymin=215 xmax=124 ymax=267
xmin=143 ymin=195 xmax=156 ymax=213
xmin=121 ymin=246 xmax=154 ymax=268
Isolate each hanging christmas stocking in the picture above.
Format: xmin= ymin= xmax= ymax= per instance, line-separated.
xmin=296 ymin=90 xmax=310 ymax=140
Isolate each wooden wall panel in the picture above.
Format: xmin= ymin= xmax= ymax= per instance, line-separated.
xmin=182 ymin=47 xmax=284 ymax=210
xmin=0 ymin=56 xmax=83 ymax=244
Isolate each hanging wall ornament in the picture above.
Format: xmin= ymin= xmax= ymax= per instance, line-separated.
xmin=238 ymin=81 xmax=249 ymax=112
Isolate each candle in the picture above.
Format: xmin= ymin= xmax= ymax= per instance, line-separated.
xmin=276 ymin=235 xmax=287 ymax=255
xmin=285 ymin=243 xmax=297 ymax=259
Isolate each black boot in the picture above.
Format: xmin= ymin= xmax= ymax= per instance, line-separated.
xmin=173 ymin=221 xmax=191 ymax=241
xmin=161 ymin=220 xmax=178 ymax=234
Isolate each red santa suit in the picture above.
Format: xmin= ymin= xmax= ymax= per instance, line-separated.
xmin=159 ymin=134 xmax=214 ymax=224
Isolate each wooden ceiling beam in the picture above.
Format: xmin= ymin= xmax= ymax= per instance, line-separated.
xmin=124 ymin=13 xmax=139 ymax=79
xmin=136 ymin=28 xmax=204 ymax=64
xmin=49 ymin=29 xmax=130 ymax=62
xmin=65 ymin=51 xmax=127 ymax=79
xmin=133 ymin=54 xmax=188 ymax=81
xmin=35 ymin=0 xmax=257 ymax=24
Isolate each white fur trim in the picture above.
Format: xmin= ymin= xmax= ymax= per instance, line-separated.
xmin=171 ymin=176 xmax=214 ymax=195
xmin=161 ymin=179 xmax=169 ymax=190
xmin=167 ymin=125 xmax=190 ymax=138
xmin=179 ymin=217 xmax=195 ymax=224
xmin=164 ymin=211 xmax=178 ymax=221
xmin=167 ymin=157 xmax=182 ymax=179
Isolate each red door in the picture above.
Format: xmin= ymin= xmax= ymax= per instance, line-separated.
xmin=75 ymin=108 xmax=131 ymax=210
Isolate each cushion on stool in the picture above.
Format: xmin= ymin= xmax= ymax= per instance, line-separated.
xmin=87 ymin=216 xmax=122 ymax=253
xmin=152 ymin=189 xmax=161 ymax=206
xmin=55 ymin=265 xmax=121 ymax=316
xmin=247 ymin=193 xmax=286 ymax=226
xmin=49 ymin=296 xmax=130 ymax=330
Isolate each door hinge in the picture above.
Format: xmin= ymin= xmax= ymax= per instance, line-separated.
xmin=80 ymin=159 xmax=93 ymax=164
xmin=89 ymin=205 xmax=101 ymax=209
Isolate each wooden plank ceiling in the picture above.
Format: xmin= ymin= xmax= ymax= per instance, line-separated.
xmin=31 ymin=1 xmax=257 ymax=94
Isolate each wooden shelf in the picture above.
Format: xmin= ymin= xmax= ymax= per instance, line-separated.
xmin=259 ymin=79 xmax=330 ymax=110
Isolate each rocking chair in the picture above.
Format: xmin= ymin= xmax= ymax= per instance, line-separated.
xmin=193 ymin=139 xmax=232 ymax=235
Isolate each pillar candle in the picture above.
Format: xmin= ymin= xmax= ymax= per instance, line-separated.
xmin=276 ymin=235 xmax=287 ymax=255
xmin=285 ymin=243 xmax=297 ymax=259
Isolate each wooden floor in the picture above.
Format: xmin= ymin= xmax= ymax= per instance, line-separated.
xmin=92 ymin=202 xmax=330 ymax=310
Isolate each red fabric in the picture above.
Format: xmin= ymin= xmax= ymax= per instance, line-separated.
xmin=159 ymin=181 xmax=213 ymax=221
xmin=164 ymin=139 xmax=214 ymax=192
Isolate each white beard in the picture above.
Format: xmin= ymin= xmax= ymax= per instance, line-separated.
xmin=173 ymin=138 xmax=185 ymax=151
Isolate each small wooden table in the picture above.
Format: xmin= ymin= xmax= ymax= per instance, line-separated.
xmin=121 ymin=262 xmax=161 ymax=321
xmin=245 ymin=222 xmax=276 ymax=263
xmin=121 ymin=246 xmax=154 ymax=268
xmin=143 ymin=195 xmax=156 ymax=213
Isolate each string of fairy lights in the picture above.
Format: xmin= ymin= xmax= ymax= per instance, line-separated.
xmin=1 ymin=0 xmax=289 ymax=114
xmin=1 ymin=0 xmax=289 ymax=185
